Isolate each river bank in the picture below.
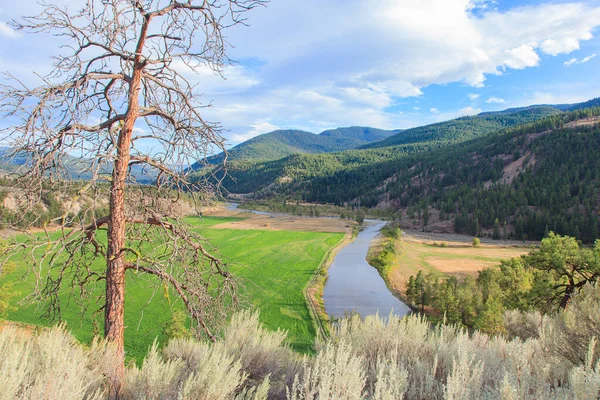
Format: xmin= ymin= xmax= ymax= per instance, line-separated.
xmin=217 ymin=204 xmax=411 ymax=331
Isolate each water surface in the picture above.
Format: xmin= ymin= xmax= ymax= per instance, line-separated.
xmin=323 ymin=220 xmax=410 ymax=319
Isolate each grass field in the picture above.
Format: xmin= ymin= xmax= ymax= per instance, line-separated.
xmin=384 ymin=240 xmax=530 ymax=297
xmin=0 ymin=216 xmax=343 ymax=359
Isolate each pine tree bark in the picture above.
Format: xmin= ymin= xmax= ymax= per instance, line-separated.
xmin=104 ymin=15 xmax=149 ymax=386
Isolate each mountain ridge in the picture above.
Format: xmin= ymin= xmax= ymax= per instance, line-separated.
xmin=191 ymin=126 xmax=400 ymax=168
xmin=196 ymin=98 xmax=600 ymax=168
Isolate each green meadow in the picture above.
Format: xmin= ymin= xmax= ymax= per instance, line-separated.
xmin=0 ymin=216 xmax=344 ymax=359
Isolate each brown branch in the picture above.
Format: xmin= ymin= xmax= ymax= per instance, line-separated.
xmin=125 ymin=262 xmax=216 ymax=341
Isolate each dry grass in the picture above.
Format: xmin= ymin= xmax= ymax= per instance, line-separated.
xmin=423 ymin=257 xmax=499 ymax=279
xmin=202 ymin=206 xmax=354 ymax=233
xmin=386 ymin=239 xmax=529 ymax=295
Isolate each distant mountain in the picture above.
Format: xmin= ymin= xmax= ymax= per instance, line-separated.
xmin=191 ymin=126 xmax=399 ymax=168
xmin=362 ymin=98 xmax=600 ymax=150
xmin=0 ymin=147 xmax=157 ymax=184
xmin=361 ymin=106 xmax=562 ymax=149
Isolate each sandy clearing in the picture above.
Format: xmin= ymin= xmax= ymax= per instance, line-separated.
xmin=501 ymin=153 xmax=533 ymax=185
xmin=424 ymin=257 xmax=500 ymax=277
xmin=202 ymin=206 xmax=354 ymax=233
xmin=401 ymin=228 xmax=537 ymax=248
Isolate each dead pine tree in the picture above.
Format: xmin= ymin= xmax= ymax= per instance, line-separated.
xmin=0 ymin=0 xmax=265 ymax=389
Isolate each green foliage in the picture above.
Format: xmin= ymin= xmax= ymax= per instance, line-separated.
xmin=240 ymin=199 xmax=345 ymax=218
xmin=523 ymin=232 xmax=600 ymax=309
xmin=355 ymin=210 xmax=365 ymax=224
xmin=472 ymin=237 xmax=480 ymax=247
xmin=381 ymin=222 xmax=402 ymax=239
xmin=370 ymin=239 xmax=397 ymax=270
xmin=0 ymin=282 xmax=18 ymax=320
xmin=0 ymin=240 xmax=18 ymax=320
xmin=164 ymin=310 xmax=191 ymax=340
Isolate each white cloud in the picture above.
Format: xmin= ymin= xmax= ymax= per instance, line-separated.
xmin=502 ymin=45 xmax=540 ymax=69
xmin=486 ymin=96 xmax=506 ymax=104
xmin=564 ymin=57 xmax=577 ymax=67
xmin=459 ymin=106 xmax=482 ymax=116
xmin=227 ymin=0 xmax=600 ymax=94
xmin=3 ymin=0 xmax=600 ymax=140
xmin=564 ymin=54 xmax=597 ymax=67
xmin=338 ymin=86 xmax=392 ymax=109
xmin=413 ymin=107 xmax=421 ymax=111
xmin=0 ymin=22 xmax=18 ymax=38
xmin=230 ymin=121 xmax=280 ymax=144
xmin=170 ymin=60 xmax=259 ymax=94
xmin=212 ymin=0 xmax=600 ymax=134
xmin=430 ymin=108 xmax=440 ymax=114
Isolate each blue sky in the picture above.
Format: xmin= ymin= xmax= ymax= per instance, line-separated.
xmin=1 ymin=0 xmax=600 ymax=147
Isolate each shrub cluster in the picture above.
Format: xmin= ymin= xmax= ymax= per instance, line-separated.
xmin=1 ymin=288 xmax=600 ymax=399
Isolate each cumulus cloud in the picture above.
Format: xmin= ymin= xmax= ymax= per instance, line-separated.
xmin=459 ymin=106 xmax=482 ymax=116
xmin=564 ymin=54 xmax=597 ymax=67
xmin=430 ymin=108 xmax=440 ymax=114
xmin=3 ymin=0 xmax=600 ymax=142
xmin=486 ymin=96 xmax=506 ymax=104
xmin=339 ymin=86 xmax=392 ymax=109
xmin=205 ymin=0 xmax=600 ymax=137
xmin=502 ymin=45 xmax=540 ymax=69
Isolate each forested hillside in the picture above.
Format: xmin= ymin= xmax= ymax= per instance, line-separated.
xmin=191 ymin=126 xmax=399 ymax=167
xmin=361 ymin=106 xmax=561 ymax=149
xmin=223 ymin=106 xmax=600 ymax=243
xmin=362 ymin=98 xmax=600 ymax=149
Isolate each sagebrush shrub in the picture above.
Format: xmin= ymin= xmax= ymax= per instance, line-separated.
xmin=2 ymin=287 xmax=600 ymax=399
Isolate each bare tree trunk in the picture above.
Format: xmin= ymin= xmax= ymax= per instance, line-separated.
xmin=105 ymin=16 xmax=149 ymax=386
xmin=106 ymin=156 xmax=128 ymax=380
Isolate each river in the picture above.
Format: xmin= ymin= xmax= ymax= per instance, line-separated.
xmin=227 ymin=204 xmax=410 ymax=319
xmin=323 ymin=220 xmax=410 ymax=319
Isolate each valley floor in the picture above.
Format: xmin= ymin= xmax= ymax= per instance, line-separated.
xmin=0 ymin=210 xmax=346 ymax=358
